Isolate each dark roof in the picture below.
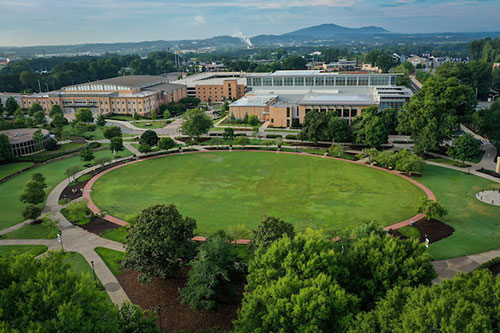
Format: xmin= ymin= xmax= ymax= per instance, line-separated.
xmin=78 ymin=75 xmax=167 ymax=89
xmin=144 ymin=82 xmax=186 ymax=93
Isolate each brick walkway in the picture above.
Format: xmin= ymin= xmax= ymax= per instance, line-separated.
xmin=83 ymin=149 xmax=436 ymax=241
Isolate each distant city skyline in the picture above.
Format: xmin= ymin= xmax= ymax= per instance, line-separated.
xmin=0 ymin=0 xmax=499 ymax=46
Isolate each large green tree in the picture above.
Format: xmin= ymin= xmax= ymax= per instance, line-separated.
xmin=478 ymin=100 xmax=500 ymax=149
xmin=20 ymin=180 xmax=45 ymax=205
xmin=180 ymin=236 xmax=240 ymax=311
xmin=249 ymin=216 xmax=295 ymax=250
xmin=5 ymin=96 xmax=19 ymax=116
xmin=351 ymin=269 xmax=500 ymax=333
xmin=110 ymin=136 xmax=124 ymax=153
xmin=298 ymin=111 xmax=329 ymax=142
xmin=448 ymin=133 xmax=482 ymax=164
xmin=103 ymin=126 xmax=122 ymax=140
xmin=397 ymin=76 xmax=476 ymax=154
xmin=327 ymin=115 xmax=350 ymax=142
xmin=351 ymin=107 xmax=388 ymax=147
xmin=139 ymin=130 xmax=159 ymax=146
xmin=0 ymin=134 xmax=12 ymax=162
xmin=181 ymin=108 xmax=212 ymax=139
xmin=122 ymin=204 xmax=197 ymax=283
xmin=75 ymin=108 xmax=94 ymax=123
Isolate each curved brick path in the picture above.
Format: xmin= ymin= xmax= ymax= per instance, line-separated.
xmin=83 ymin=150 xmax=436 ymax=239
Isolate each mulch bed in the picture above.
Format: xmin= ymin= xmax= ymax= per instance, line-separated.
xmin=117 ymin=269 xmax=242 ymax=332
xmin=76 ymin=216 xmax=121 ymax=236
xmin=393 ymin=219 xmax=454 ymax=244
xmin=488 ymin=262 xmax=500 ymax=276
xmin=58 ymin=158 xmax=134 ymax=202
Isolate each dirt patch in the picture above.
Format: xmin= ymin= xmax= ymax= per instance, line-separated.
xmin=76 ymin=216 xmax=121 ymax=235
xmin=413 ymin=219 xmax=454 ymax=244
xmin=117 ymin=270 xmax=242 ymax=332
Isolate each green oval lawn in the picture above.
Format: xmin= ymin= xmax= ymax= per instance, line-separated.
xmin=91 ymin=151 xmax=424 ymax=235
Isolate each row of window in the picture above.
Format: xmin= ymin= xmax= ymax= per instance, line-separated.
xmin=248 ymin=76 xmax=396 ymax=87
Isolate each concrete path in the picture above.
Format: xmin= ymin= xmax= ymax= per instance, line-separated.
xmin=0 ymin=158 xmax=131 ymax=305
xmin=432 ymin=248 xmax=500 ymax=283
xmin=123 ymin=142 xmax=143 ymax=156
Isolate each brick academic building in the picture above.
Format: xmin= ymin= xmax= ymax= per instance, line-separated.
xmin=21 ymin=75 xmax=187 ymax=117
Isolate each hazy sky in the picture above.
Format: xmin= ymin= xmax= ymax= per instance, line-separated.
xmin=0 ymin=0 xmax=499 ymax=46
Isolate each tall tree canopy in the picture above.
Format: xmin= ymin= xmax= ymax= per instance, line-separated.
xmin=397 ymin=76 xmax=476 ymax=154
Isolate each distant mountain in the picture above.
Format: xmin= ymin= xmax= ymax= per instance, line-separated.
xmin=1 ymin=23 xmax=500 ymax=57
xmin=283 ymin=23 xmax=389 ymax=38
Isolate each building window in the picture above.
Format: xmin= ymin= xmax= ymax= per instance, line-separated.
xmin=284 ymin=77 xmax=293 ymax=86
xmin=315 ymin=77 xmax=324 ymax=86
xmin=347 ymin=77 xmax=357 ymax=86
xmin=286 ymin=107 xmax=290 ymax=117
xmin=263 ymin=78 xmax=272 ymax=86
xmin=294 ymin=77 xmax=304 ymax=86
xmin=342 ymin=109 xmax=349 ymax=117
xmin=273 ymin=77 xmax=283 ymax=86
xmin=336 ymin=77 xmax=346 ymax=86
xmin=325 ymin=77 xmax=335 ymax=86
xmin=305 ymin=77 xmax=314 ymax=86
xmin=358 ymin=77 xmax=368 ymax=86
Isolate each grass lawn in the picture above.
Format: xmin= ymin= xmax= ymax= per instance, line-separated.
xmin=198 ymin=138 xmax=271 ymax=146
xmin=101 ymin=227 xmax=128 ymax=243
xmin=95 ymin=247 xmax=125 ymax=276
xmin=62 ymin=252 xmax=93 ymax=275
xmin=428 ymin=157 xmax=471 ymax=168
xmin=265 ymin=129 xmax=301 ymax=133
xmin=131 ymin=143 xmax=162 ymax=152
xmin=131 ymin=120 xmax=167 ymax=129
xmin=0 ymin=245 xmax=47 ymax=257
xmin=92 ymin=151 xmax=424 ymax=236
xmin=299 ymin=148 xmax=357 ymax=161
xmin=1 ymin=222 xmax=58 ymax=239
xmin=89 ymin=126 xmax=136 ymax=141
xmin=398 ymin=225 xmax=420 ymax=239
xmin=31 ymin=142 xmax=85 ymax=158
xmin=0 ymin=162 xmax=34 ymax=180
xmin=0 ymin=148 xmax=134 ymax=230
xmin=419 ymin=164 xmax=500 ymax=260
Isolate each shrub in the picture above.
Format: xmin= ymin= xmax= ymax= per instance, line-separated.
xmin=285 ymin=134 xmax=297 ymax=140
xmin=266 ymin=134 xmax=282 ymax=139
xmin=63 ymin=200 xmax=93 ymax=224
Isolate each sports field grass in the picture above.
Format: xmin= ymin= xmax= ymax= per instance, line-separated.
xmin=92 ymin=151 xmax=424 ymax=235
xmin=418 ymin=165 xmax=500 ymax=260
xmin=0 ymin=162 xmax=34 ymax=180
xmin=0 ymin=149 xmax=133 ymax=230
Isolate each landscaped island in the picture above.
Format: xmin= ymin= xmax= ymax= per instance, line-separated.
xmin=91 ymin=151 xmax=424 ymax=234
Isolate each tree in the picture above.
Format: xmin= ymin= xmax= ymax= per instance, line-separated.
xmin=49 ymin=104 xmax=63 ymax=118
xmin=71 ymin=120 xmax=87 ymax=137
xmin=51 ymin=113 xmax=68 ymax=128
xmin=150 ymin=109 xmax=157 ymax=120
xmin=397 ymin=76 xmax=476 ymax=154
xmin=20 ymin=180 xmax=45 ymax=205
xmin=380 ymin=107 xmax=399 ymax=134
xmin=327 ymin=115 xmax=350 ymax=142
xmin=298 ymin=111 xmax=329 ymax=142
xmin=223 ymin=127 xmax=235 ymax=141
xmin=75 ymin=108 xmax=94 ymax=123
xmin=0 ymin=134 xmax=12 ymax=162
xmin=95 ymin=156 xmax=111 ymax=168
xmin=351 ymin=107 xmax=388 ymax=147
xmin=138 ymin=144 xmax=152 ymax=154
xmin=103 ymin=126 xmax=122 ymax=139
xmin=391 ymin=149 xmax=424 ymax=174
xmin=248 ymin=114 xmax=260 ymax=127
xmin=281 ymin=55 xmax=307 ymax=70
xmin=28 ymin=102 xmax=43 ymax=116
xmin=250 ymin=216 xmax=295 ymax=250
xmin=22 ymin=204 xmax=42 ymax=220
xmin=180 ymin=236 xmax=240 ymax=310
xmin=96 ymin=114 xmax=106 ymax=126
xmin=478 ymin=100 xmax=500 ymax=149
xmin=110 ymin=136 xmax=124 ymax=153
xmin=234 ymin=136 xmax=250 ymax=149
xmin=66 ymin=166 xmax=81 ymax=182
xmin=80 ymin=145 xmax=94 ymax=162
xmin=33 ymin=110 xmax=46 ymax=125
xmin=328 ymin=143 xmax=344 ymax=157
xmin=31 ymin=172 xmax=46 ymax=189
xmin=351 ymin=270 xmax=499 ymax=333
xmin=0 ymin=253 xmax=157 ymax=332
xmin=122 ymin=204 xmax=197 ymax=283
xmin=158 ymin=137 xmax=175 ymax=150
xmin=118 ymin=302 xmax=160 ymax=333
xmin=181 ymin=108 xmax=212 ymax=139
xmin=236 ymin=231 xmax=359 ymax=332
xmin=211 ymin=137 xmax=224 ymax=149
xmin=448 ymin=133 xmax=482 ymax=164
xmin=139 ymin=130 xmax=159 ymax=146
xmin=5 ymin=96 xmax=18 ymax=116
xmin=416 ymin=197 xmax=448 ymax=220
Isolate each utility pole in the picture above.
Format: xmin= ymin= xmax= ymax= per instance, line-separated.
xmin=37 ymin=80 xmax=42 ymax=93
xmin=57 ymin=232 xmax=64 ymax=253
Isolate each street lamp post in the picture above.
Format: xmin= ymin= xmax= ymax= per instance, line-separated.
xmin=57 ymin=232 xmax=64 ymax=254
xmin=91 ymin=260 xmax=97 ymax=287
xmin=156 ymin=304 xmax=163 ymax=331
